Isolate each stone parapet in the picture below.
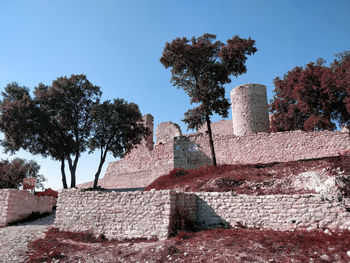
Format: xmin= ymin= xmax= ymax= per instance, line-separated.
xmin=0 ymin=189 xmax=56 ymax=227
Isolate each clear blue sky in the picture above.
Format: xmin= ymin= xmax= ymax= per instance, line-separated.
xmin=1 ymin=0 xmax=349 ymax=190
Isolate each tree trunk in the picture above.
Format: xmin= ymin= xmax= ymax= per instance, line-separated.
xmin=205 ymin=114 xmax=217 ymax=166
xmin=93 ymin=148 xmax=107 ymax=189
xmin=67 ymin=156 xmax=77 ymax=188
xmin=60 ymin=158 xmax=68 ymax=189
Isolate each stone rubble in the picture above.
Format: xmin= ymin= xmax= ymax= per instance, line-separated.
xmin=0 ymin=211 xmax=55 ymax=263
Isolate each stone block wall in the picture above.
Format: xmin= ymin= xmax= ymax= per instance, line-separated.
xmin=101 ymin=140 xmax=174 ymax=188
xmin=174 ymin=130 xmax=350 ymax=168
xmin=156 ymin=122 xmax=182 ymax=145
xmin=0 ymin=189 xmax=56 ymax=227
xmin=54 ymin=190 xmax=350 ymax=241
xmin=199 ymin=119 xmax=233 ymax=136
xmin=195 ymin=192 xmax=350 ymax=231
xmin=0 ymin=190 xmax=10 ymax=227
xmin=82 ymin=119 xmax=350 ymax=190
xmin=54 ymin=189 xmax=180 ymax=240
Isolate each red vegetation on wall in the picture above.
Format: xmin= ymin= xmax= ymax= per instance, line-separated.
xmin=35 ymin=188 xmax=58 ymax=198
xmin=145 ymin=156 xmax=346 ymax=194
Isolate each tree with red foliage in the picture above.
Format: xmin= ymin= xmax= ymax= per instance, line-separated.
xmin=160 ymin=34 xmax=257 ymax=165
xmin=270 ymin=51 xmax=350 ymax=132
xmin=0 ymin=158 xmax=46 ymax=190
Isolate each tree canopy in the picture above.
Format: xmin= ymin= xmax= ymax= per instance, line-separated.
xmin=89 ymin=99 xmax=149 ymax=189
xmin=0 ymin=75 xmax=101 ymax=188
xmin=0 ymin=74 xmax=149 ymax=189
xmin=270 ymin=52 xmax=350 ymax=132
xmin=160 ymin=33 xmax=257 ymax=165
xmin=0 ymin=158 xmax=46 ymax=190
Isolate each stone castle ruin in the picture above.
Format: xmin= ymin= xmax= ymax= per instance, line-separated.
xmin=57 ymin=80 xmax=350 ymax=240
xmin=82 ymin=83 xmax=350 ymax=189
xmin=2 ymin=83 xmax=350 ymax=243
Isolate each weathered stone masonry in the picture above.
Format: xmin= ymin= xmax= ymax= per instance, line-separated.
xmin=174 ymin=130 xmax=350 ymax=169
xmin=195 ymin=192 xmax=350 ymax=231
xmin=54 ymin=189 xmax=350 ymax=240
xmin=231 ymin=83 xmax=270 ymax=136
xmin=80 ymin=83 xmax=350 ymax=189
xmin=0 ymin=189 xmax=56 ymax=227
xmin=54 ymin=189 xmax=196 ymax=240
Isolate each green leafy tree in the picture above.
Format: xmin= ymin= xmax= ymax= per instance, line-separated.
xmin=0 ymin=74 xmax=101 ymax=188
xmin=0 ymin=158 xmax=46 ymax=190
xmin=35 ymin=75 xmax=101 ymax=188
xmin=89 ymin=99 xmax=149 ymax=189
xmin=270 ymin=51 xmax=350 ymax=132
xmin=160 ymin=34 xmax=257 ymax=165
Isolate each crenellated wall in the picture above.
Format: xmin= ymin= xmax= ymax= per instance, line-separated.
xmin=0 ymin=189 xmax=56 ymax=227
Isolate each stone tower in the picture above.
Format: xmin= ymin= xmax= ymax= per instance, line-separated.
xmin=231 ymin=84 xmax=270 ymax=136
xmin=142 ymin=114 xmax=154 ymax=151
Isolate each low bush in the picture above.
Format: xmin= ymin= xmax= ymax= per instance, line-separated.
xmin=169 ymin=168 xmax=188 ymax=177
xmin=35 ymin=188 xmax=58 ymax=198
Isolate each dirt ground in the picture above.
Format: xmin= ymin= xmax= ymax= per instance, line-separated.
xmin=26 ymin=227 xmax=350 ymax=263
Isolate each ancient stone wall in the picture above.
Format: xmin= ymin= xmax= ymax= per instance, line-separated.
xmin=0 ymin=190 xmax=10 ymax=227
xmin=0 ymin=189 xmax=56 ymax=226
xmin=98 ymin=128 xmax=350 ymax=189
xmin=174 ymin=130 xmax=350 ymax=168
xmin=231 ymin=84 xmax=270 ymax=136
xmin=54 ymin=189 xmax=181 ymax=240
xmin=102 ymin=140 xmax=174 ymax=188
xmin=77 ymin=120 xmax=179 ymax=189
xmin=155 ymin=122 xmax=182 ymax=145
xmin=54 ymin=190 xmax=350 ymax=241
xmin=199 ymin=119 xmax=233 ymax=136
xmin=195 ymin=192 xmax=350 ymax=231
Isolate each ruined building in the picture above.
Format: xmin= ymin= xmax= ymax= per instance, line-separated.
xmin=81 ymin=83 xmax=350 ymax=189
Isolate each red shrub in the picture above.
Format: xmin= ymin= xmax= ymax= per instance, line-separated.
xmin=35 ymin=188 xmax=58 ymax=198
xmin=169 ymin=168 xmax=188 ymax=178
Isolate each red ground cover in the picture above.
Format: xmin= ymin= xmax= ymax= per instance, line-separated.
xmin=145 ymin=157 xmax=346 ymax=194
xmin=35 ymin=188 xmax=58 ymax=198
xmin=26 ymin=227 xmax=350 ymax=262
xmin=26 ymin=228 xmax=157 ymax=262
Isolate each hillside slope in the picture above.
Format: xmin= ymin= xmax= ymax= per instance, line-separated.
xmin=145 ymin=156 xmax=350 ymax=200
